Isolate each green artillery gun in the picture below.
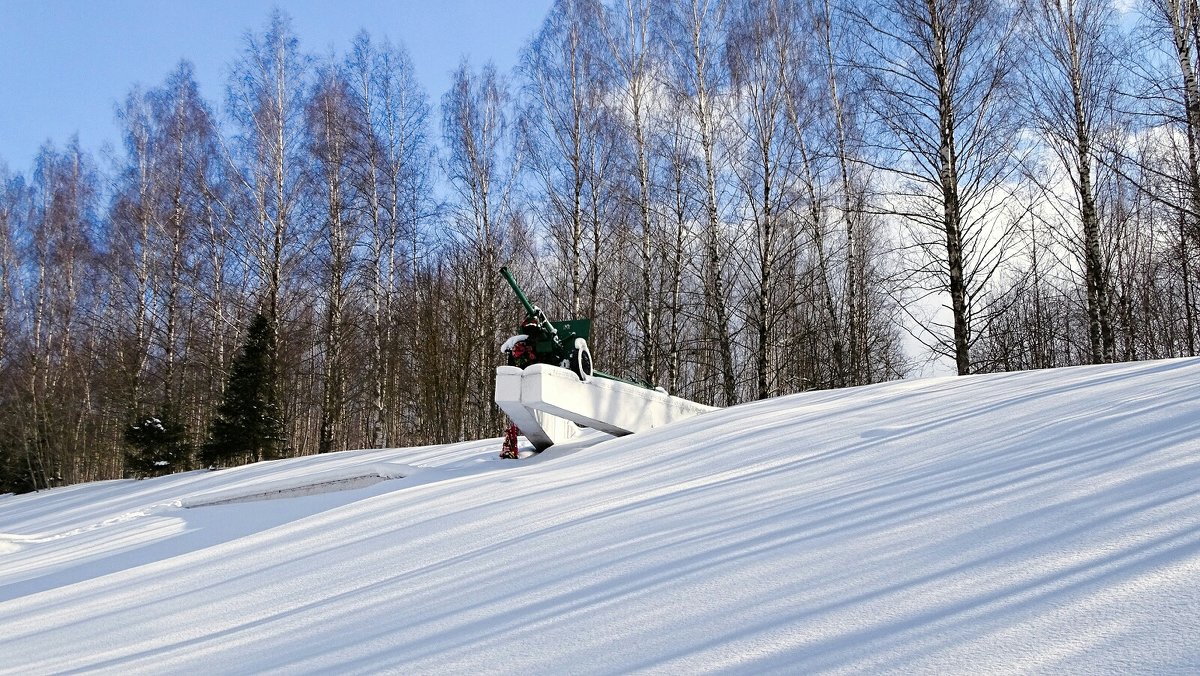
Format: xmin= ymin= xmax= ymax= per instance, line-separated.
xmin=499 ymin=266 xmax=594 ymax=381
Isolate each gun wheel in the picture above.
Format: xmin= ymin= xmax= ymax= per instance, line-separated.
xmin=570 ymin=338 xmax=593 ymax=381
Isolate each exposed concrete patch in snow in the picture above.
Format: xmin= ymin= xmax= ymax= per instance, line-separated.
xmin=181 ymin=463 xmax=415 ymax=508
xmin=182 ymin=475 xmax=395 ymax=507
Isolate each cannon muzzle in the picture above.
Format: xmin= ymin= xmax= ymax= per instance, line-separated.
xmin=500 ymin=266 xmax=537 ymax=319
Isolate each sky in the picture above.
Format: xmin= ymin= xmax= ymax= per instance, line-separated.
xmin=0 ymin=0 xmax=554 ymax=173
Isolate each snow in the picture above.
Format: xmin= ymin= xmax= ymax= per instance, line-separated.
xmin=1 ymin=358 xmax=1199 ymax=674
xmin=500 ymin=333 xmax=529 ymax=353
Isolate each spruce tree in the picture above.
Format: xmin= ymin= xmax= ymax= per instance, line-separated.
xmin=202 ymin=313 xmax=284 ymax=467
xmin=0 ymin=438 xmax=37 ymax=494
xmin=123 ymin=408 xmax=190 ymax=478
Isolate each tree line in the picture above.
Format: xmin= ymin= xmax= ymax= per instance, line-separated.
xmin=1 ymin=0 xmax=1197 ymax=492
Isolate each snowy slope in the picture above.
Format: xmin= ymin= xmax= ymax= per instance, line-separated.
xmin=1 ymin=358 xmax=1198 ymax=674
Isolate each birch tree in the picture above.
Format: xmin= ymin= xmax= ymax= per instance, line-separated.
xmin=226 ymin=9 xmax=310 ymax=342
xmin=1025 ymin=0 xmax=1121 ymax=363
xmin=441 ymin=60 xmax=516 ymax=439
xmin=727 ymin=0 xmax=803 ymax=398
xmin=854 ymin=0 xmax=1025 ymax=375
xmin=345 ymin=33 xmax=433 ymax=448
xmin=308 ymin=64 xmax=360 ymax=453
xmin=151 ymin=62 xmax=217 ymax=417
xmin=520 ymin=0 xmax=611 ymax=318
xmin=601 ymin=0 xmax=668 ymax=383
xmin=0 ymin=166 xmax=19 ymax=378
xmin=225 ymin=10 xmax=312 ymax=455
xmin=1145 ymin=0 xmax=1200 ymax=247
xmin=659 ymin=0 xmax=740 ymax=403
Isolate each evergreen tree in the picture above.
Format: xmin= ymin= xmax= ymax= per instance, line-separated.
xmin=0 ymin=437 xmax=37 ymax=495
xmin=122 ymin=409 xmax=190 ymax=478
xmin=202 ymin=313 xmax=283 ymax=467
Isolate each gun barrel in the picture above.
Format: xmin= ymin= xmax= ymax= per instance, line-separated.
xmin=500 ymin=266 xmax=560 ymax=343
xmin=500 ymin=266 xmax=538 ymax=317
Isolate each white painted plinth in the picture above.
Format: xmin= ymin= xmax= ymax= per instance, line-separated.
xmin=494 ymin=363 xmax=716 ymax=449
xmin=495 ymin=366 xmax=580 ymax=450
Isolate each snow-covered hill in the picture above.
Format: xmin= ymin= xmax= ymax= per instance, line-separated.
xmin=1 ymin=358 xmax=1198 ymax=674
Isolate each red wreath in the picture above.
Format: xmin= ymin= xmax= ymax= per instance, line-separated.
xmin=500 ymin=423 xmax=520 ymax=459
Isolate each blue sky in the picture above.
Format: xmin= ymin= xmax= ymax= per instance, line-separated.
xmin=0 ymin=0 xmax=553 ymax=172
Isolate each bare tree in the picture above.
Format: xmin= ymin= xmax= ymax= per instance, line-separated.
xmin=152 ymin=62 xmax=219 ymax=420
xmin=602 ymin=0 xmax=663 ymax=382
xmin=110 ymin=87 xmax=157 ymax=416
xmin=195 ymin=131 xmax=238 ymax=444
xmin=520 ymin=0 xmax=612 ymax=319
xmin=308 ymin=63 xmax=361 ymax=453
xmin=106 ymin=62 xmax=235 ymax=475
xmin=226 ymin=9 xmax=311 ymax=342
xmin=659 ymin=0 xmax=740 ymax=404
xmin=23 ymin=140 xmax=102 ymax=487
xmin=727 ymin=0 xmax=805 ymax=398
xmin=345 ymin=33 xmax=433 ymax=448
xmin=853 ymin=0 xmax=1025 ymax=374
xmin=0 ymin=165 xmax=20 ymax=374
xmin=808 ymin=0 xmax=880 ymax=384
xmin=441 ymin=60 xmax=518 ymax=440
xmin=1144 ymin=0 xmax=1200 ymax=247
xmin=224 ymin=10 xmax=313 ymax=457
xmin=658 ymin=103 xmax=704 ymax=395
xmin=1025 ymin=0 xmax=1122 ymax=364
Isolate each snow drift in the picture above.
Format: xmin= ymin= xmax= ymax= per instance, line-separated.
xmin=1 ymin=358 xmax=1198 ymax=674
